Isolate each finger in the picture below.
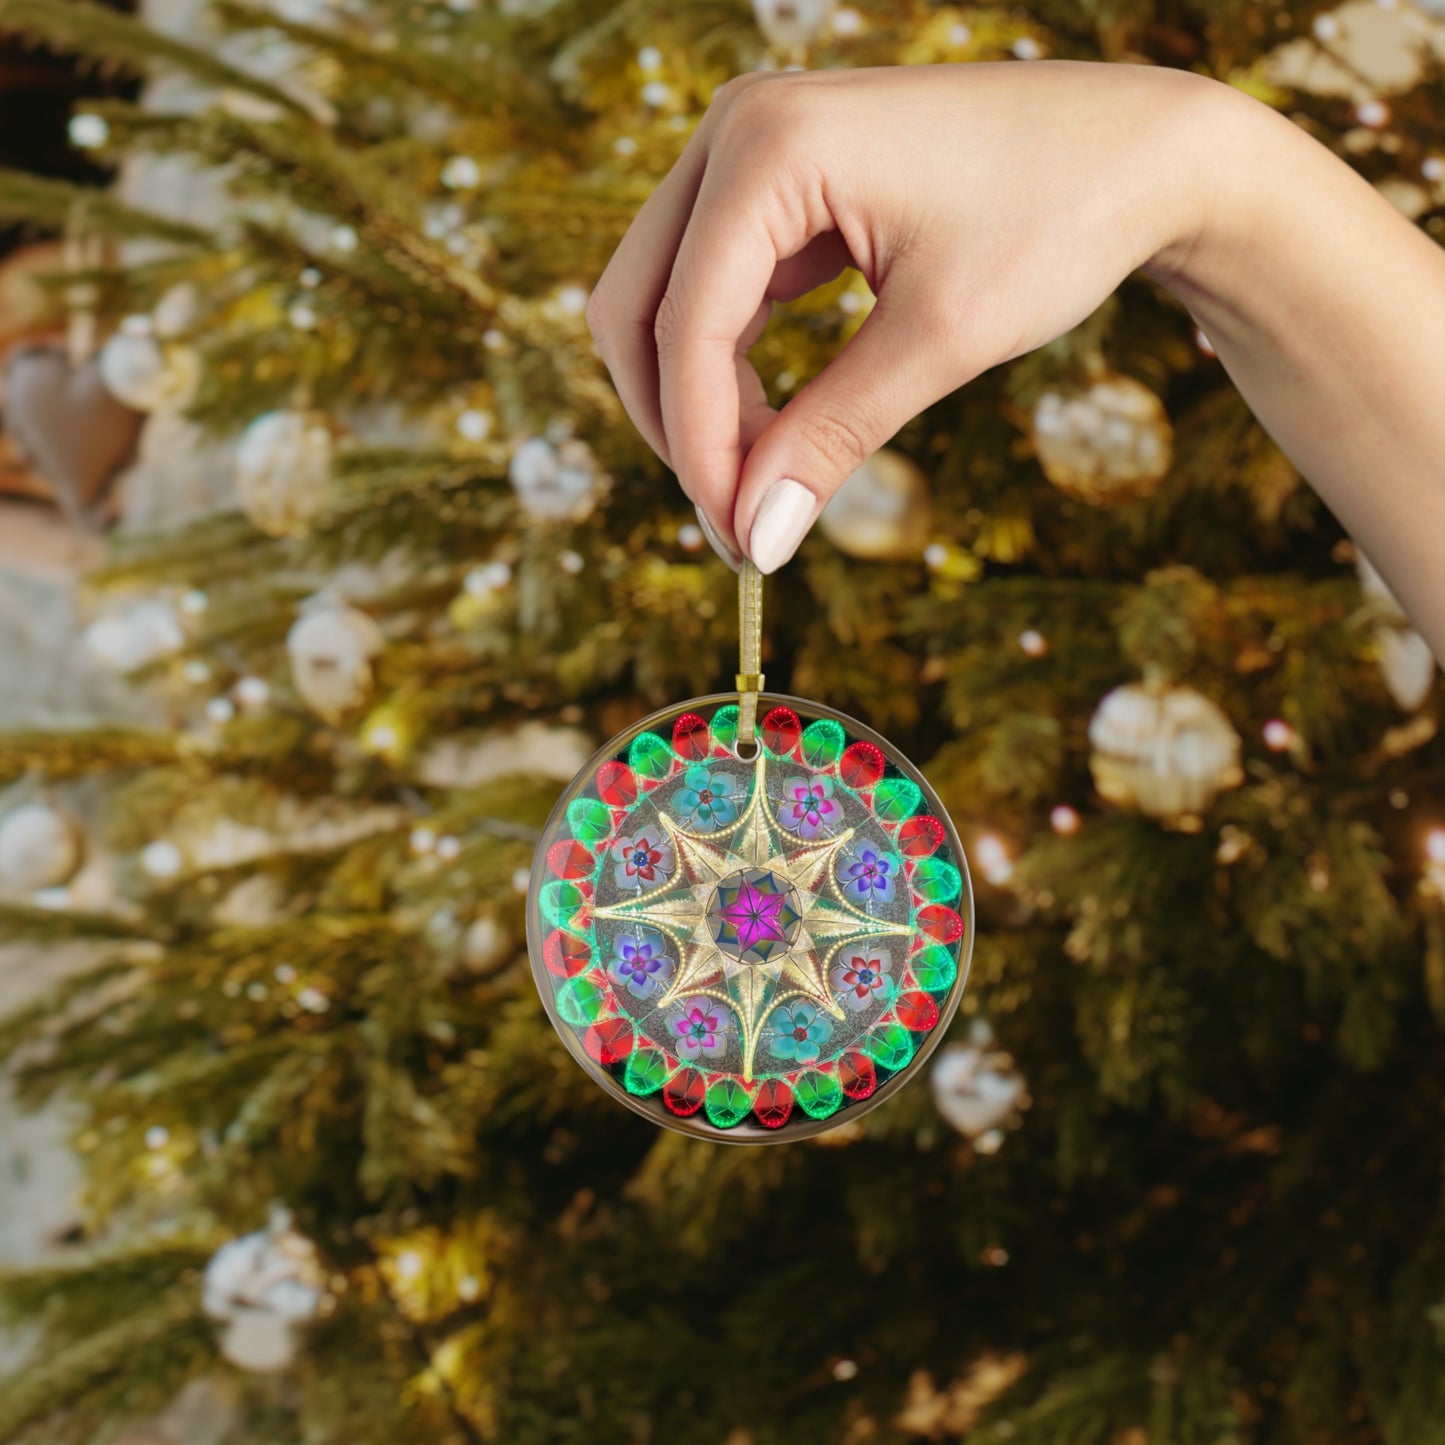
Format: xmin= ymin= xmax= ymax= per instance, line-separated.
xmin=585 ymin=74 xmax=771 ymax=472
xmin=657 ymin=152 xmax=815 ymax=546
xmin=734 ymin=274 xmax=969 ymax=574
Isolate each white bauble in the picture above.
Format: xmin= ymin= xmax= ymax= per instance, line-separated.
xmin=84 ymin=599 xmax=185 ymax=673
xmin=235 ymin=410 xmax=336 ymax=538
xmin=218 ymin=1308 xmax=300 ymax=1373
xmin=286 ymin=598 xmax=384 ymax=721
xmin=818 ymin=447 xmax=932 ymax=561
xmin=1032 ymin=374 xmax=1173 ymax=505
xmin=507 ymin=435 xmax=599 ymax=521
xmin=1357 ymin=551 xmax=1439 ymax=710
xmin=98 ymin=332 xmax=199 ymax=412
xmin=930 ymin=1021 xmax=1029 ymax=1141
xmin=1088 ymin=683 xmax=1243 ymax=823
xmin=752 ymin=0 xmax=835 ymax=50
xmin=204 ymin=1209 xmax=326 ymax=1373
xmin=0 ymin=803 xmax=84 ymax=891
xmin=462 ymin=914 xmax=511 ymax=975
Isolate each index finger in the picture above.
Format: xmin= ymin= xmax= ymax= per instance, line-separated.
xmin=655 ymin=134 xmax=813 ymax=545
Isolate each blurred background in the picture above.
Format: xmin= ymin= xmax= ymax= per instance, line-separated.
xmin=0 ymin=1 xmax=1442 ymax=1442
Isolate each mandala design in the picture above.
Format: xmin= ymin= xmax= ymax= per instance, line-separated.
xmin=528 ymin=697 xmax=972 ymax=1141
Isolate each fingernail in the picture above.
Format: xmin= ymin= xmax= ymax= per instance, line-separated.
xmin=748 ymin=478 xmax=815 ymax=575
xmin=695 ymin=505 xmax=742 ymax=572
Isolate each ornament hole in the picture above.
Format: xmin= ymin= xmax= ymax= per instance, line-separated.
xmin=734 ymin=736 xmax=760 ymax=761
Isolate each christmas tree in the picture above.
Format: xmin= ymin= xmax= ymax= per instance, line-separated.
xmin=1 ymin=1 xmax=1443 ymax=1441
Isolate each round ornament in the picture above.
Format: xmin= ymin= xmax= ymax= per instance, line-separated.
xmin=1088 ymin=681 xmax=1243 ymax=824
xmin=286 ymin=596 xmax=384 ymax=721
xmin=235 ymin=410 xmax=337 ymax=538
xmin=818 ymin=447 xmax=932 ymax=561
xmin=526 ymin=691 xmax=973 ymax=1143
xmin=97 ymin=330 xmax=199 ymax=412
xmin=1031 ymin=374 xmax=1173 ymax=505
xmin=0 ymin=802 xmax=85 ymax=892
xmin=752 ymin=0 xmax=836 ymax=52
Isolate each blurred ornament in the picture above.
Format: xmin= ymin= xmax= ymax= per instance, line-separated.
xmin=1266 ymin=0 xmax=1431 ymax=102
xmin=1031 ymin=374 xmax=1173 ymax=505
xmin=752 ymin=0 xmax=835 ymax=52
xmin=974 ymin=833 xmax=1013 ymax=886
xmin=1357 ymin=552 xmax=1437 ymax=710
xmin=462 ymin=913 xmax=512 ymax=975
xmin=417 ymin=721 xmax=593 ymax=789
xmin=1049 ymin=804 xmax=1081 ymax=836
xmin=508 ymin=434 xmax=601 ymax=521
xmin=97 ymin=326 xmax=199 ymax=412
xmin=84 ymin=599 xmax=184 ymax=673
xmin=286 ymin=597 xmax=384 ymax=721
xmin=203 ymin=1207 xmax=328 ymax=1374
xmin=68 ymin=113 xmax=110 ymax=150
xmin=0 ymin=802 xmax=85 ymax=892
xmin=234 ymin=676 xmax=271 ymax=711
xmin=141 ymin=840 xmax=184 ymax=879
xmin=441 ymin=155 xmax=482 ymax=190
xmin=1088 ymin=682 xmax=1243 ymax=823
xmin=3 ymin=342 xmax=143 ymax=526
xmin=235 ymin=410 xmax=337 ymax=538
xmin=930 ymin=1019 xmax=1029 ymax=1142
xmin=456 ymin=407 xmax=492 ymax=442
xmin=818 ymin=448 xmax=932 ymax=560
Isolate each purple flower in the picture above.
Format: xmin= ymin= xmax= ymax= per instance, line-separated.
xmin=836 ymin=843 xmax=898 ymax=905
xmin=778 ymin=775 xmax=839 ymax=840
xmin=667 ymin=996 xmax=730 ymax=1061
xmin=608 ymin=929 xmax=675 ymax=1000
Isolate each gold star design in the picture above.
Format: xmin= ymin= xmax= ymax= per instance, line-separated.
xmin=596 ymin=751 xmax=910 ymax=1080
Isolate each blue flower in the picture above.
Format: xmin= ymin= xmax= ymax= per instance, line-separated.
xmin=836 ymin=842 xmax=898 ymax=906
xmin=607 ymin=929 xmax=675 ymax=1000
xmin=670 ymin=764 xmax=739 ymax=830
xmin=766 ymin=1000 xmax=833 ymax=1065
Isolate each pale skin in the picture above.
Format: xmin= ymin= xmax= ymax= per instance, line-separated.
xmin=585 ymin=61 xmax=1445 ymax=661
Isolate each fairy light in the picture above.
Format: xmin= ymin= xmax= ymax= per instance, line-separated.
xmin=395 ymin=1250 xmax=424 ymax=1282
xmin=145 ymin=1125 xmax=170 ymax=1151
xmin=1049 ymin=804 xmax=1081 ymax=836
xmin=141 ymin=841 xmax=183 ymax=879
xmin=976 ymin=834 xmax=1013 ymax=886
xmin=456 ymin=408 xmax=493 ymax=442
xmin=1262 ymin=719 xmax=1293 ymax=751
xmin=234 ymin=676 xmax=270 ymax=710
xmin=410 ymin=827 xmax=437 ymax=856
xmin=436 ymin=835 xmax=462 ymax=862
xmin=1356 ymin=99 xmax=1390 ymax=129
xmin=1018 ymin=629 xmax=1049 ymax=658
xmin=678 ymin=523 xmax=704 ymax=552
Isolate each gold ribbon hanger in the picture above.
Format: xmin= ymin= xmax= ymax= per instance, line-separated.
xmin=737 ymin=559 xmax=764 ymax=751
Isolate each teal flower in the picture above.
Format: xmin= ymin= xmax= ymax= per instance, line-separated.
xmin=767 ymin=1000 xmax=833 ymax=1065
xmin=671 ymin=764 xmax=739 ymax=830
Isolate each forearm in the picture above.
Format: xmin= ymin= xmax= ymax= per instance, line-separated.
xmin=1142 ymin=80 xmax=1445 ymax=659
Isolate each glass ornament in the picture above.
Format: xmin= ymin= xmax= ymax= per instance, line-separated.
xmin=528 ymin=591 xmax=974 ymax=1143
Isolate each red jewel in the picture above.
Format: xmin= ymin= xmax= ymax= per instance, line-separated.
xmin=761 ymin=706 xmax=801 ymax=756
xmin=838 ymin=1050 xmax=877 ymax=1099
xmin=663 ymin=1067 xmax=706 ymax=1116
xmin=753 ymin=1078 xmax=794 ymax=1128
xmin=583 ymin=1017 xmax=634 ymax=1066
xmin=542 ymin=930 xmax=590 ymax=977
xmin=672 ymin=712 xmax=711 ymax=759
xmin=595 ymin=761 xmax=638 ymax=809
xmin=918 ymin=905 xmax=965 ymax=945
xmin=547 ymin=839 xmax=594 ymax=878
xmin=898 ymin=815 xmax=945 ymax=858
xmin=894 ymin=991 xmax=940 ymax=1033
xmin=840 ymin=741 xmax=884 ymax=790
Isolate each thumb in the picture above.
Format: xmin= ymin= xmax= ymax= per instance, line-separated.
xmin=733 ymin=282 xmax=966 ymax=574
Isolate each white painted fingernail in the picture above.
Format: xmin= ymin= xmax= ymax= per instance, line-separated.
xmin=694 ymin=505 xmax=741 ymax=571
xmin=748 ymin=478 xmax=815 ymax=575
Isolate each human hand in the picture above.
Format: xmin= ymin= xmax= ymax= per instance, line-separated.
xmin=584 ymin=60 xmax=1221 ymax=573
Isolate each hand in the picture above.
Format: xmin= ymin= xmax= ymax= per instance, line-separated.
xmin=586 ymin=61 xmax=1445 ymax=662
xmin=584 ymin=61 xmax=1217 ymax=571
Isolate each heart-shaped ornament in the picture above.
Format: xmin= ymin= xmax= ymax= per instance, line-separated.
xmin=2 ymin=342 xmax=144 ymax=529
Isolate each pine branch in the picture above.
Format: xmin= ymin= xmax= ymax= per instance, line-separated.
xmin=0 ymin=0 xmax=309 ymax=116
xmin=0 ymin=169 xmax=212 ymax=247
